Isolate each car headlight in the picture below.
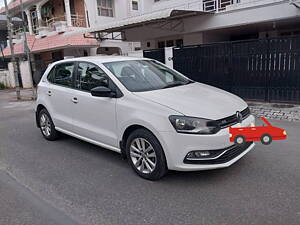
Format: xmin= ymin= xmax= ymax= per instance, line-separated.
xmin=169 ymin=115 xmax=220 ymax=134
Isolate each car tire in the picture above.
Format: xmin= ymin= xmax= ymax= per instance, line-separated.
xmin=261 ymin=134 xmax=272 ymax=145
xmin=234 ymin=135 xmax=246 ymax=145
xmin=125 ymin=128 xmax=168 ymax=180
xmin=38 ymin=108 xmax=59 ymax=141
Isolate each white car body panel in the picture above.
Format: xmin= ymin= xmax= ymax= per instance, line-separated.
xmin=39 ymin=81 xmax=75 ymax=131
xmin=71 ymin=89 xmax=118 ymax=148
xmin=134 ymin=82 xmax=248 ymax=119
xmin=36 ymin=56 xmax=255 ymax=172
xmin=55 ymin=127 xmax=121 ymax=153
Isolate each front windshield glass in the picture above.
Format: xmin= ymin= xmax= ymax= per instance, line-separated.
xmin=103 ymin=60 xmax=193 ymax=92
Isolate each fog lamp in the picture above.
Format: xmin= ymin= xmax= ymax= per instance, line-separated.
xmin=195 ymin=151 xmax=210 ymax=157
xmin=186 ymin=150 xmax=212 ymax=160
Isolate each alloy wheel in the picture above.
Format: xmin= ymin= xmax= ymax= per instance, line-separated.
xmin=40 ymin=113 xmax=51 ymax=137
xmin=130 ymin=138 xmax=157 ymax=174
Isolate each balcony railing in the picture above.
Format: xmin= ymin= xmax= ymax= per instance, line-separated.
xmin=71 ymin=14 xmax=86 ymax=27
xmin=203 ymin=0 xmax=234 ymax=12
xmin=45 ymin=14 xmax=86 ymax=29
xmin=203 ymin=0 xmax=285 ymax=12
xmin=13 ymin=27 xmax=26 ymax=36
xmin=151 ymin=0 xmax=204 ymax=12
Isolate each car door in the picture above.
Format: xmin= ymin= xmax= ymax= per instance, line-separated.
xmin=71 ymin=61 xmax=118 ymax=148
xmin=46 ymin=62 xmax=76 ymax=131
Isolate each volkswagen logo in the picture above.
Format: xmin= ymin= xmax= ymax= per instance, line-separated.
xmin=236 ymin=111 xmax=243 ymax=123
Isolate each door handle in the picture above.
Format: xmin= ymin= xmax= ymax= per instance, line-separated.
xmin=48 ymin=91 xmax=52 ymax=96
xmin=71 ymin=97 xmax=78 ymax=104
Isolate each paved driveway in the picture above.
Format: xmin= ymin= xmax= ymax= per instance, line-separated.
xmin=0 ymin=90 xmax=300 ymax=225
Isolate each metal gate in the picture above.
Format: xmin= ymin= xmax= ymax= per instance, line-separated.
xmin=143 ymin=48 xmax=165 ymax=63
xmin=173 ymin=36 xmax=300 ymax=103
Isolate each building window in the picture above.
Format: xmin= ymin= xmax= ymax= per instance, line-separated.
xmin=175 ymin=39 xmax=183 ymax=48
xmin=158 ymin=41 xmax=165 ymax=49
xmin=166 ymin=40 xmax=174 ymax=47
xmin=97 ymin=0 xmax=114 ymax=17
xmin=132 ymin=1 xmax=138 ymax=10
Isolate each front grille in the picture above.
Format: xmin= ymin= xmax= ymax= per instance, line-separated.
xmin=184 ymin=142 xmax=253 ymax=165
xmin=215 ymin=107 xmax=251 ymax=129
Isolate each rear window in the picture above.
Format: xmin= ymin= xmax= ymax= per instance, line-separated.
xmin=47 ymin=63 xmax=75 ymax=88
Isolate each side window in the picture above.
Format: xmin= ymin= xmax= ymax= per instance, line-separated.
xmin=47 ymin=66 xmax=56 ymax=83
xmin=76 ymin=62 xmax=109 ymax=92
xmin=52 ymin=63 xmax=75 ymax=87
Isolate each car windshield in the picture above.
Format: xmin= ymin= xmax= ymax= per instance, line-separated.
xmin=103 ymin=60 xmax=193 ymax=92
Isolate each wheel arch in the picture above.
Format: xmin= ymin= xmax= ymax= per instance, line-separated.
xmin=35 ymin=104 xmax=47 ymax=128
xmin=120 ymin=124 xmax=149 ymax=158
xmin=120 ymin=124 xmax=168 ymax=168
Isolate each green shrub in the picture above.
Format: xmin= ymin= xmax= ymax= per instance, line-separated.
xmin=0 ymin=82 xmax=6 ymax=89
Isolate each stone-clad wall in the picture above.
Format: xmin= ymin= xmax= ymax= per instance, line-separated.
xmin=248 ymin=102 xmax=300 ymax=122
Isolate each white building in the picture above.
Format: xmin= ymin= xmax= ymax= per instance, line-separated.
xmin=65 ymin=0 xmax=300 ymax=104
xmin=68 ymin=0 xmax=300 ymax=50
xmin=0 ymin=0 xmax=140 ymax=87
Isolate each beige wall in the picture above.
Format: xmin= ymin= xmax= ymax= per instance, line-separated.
xmin=73 ymin=0 xmax=86 ymax=27
xmin=52 ymin=0 xmax=65 ymax=18
xmin=6 ymin=62 xmax=33 ymax=88
xmin=0 ymin=70 xmax=12 ymax=88
xmin=19 ymin=61 xmax=33 ymax=89
xmin=53 ymin=0 xmax=86 ymax=27
xmin=8 ymin=63 xmax=16 ymax=88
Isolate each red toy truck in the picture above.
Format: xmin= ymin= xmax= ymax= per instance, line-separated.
xmin=229 ymin=117 xmax=287 ymax=145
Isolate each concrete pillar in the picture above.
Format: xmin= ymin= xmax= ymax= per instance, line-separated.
xmin=36 ymin=4 xmax=43 ymax=27
xmin=164 ymin=47 xmax=173 ymax=69
xmin=7 ymin=62 xmax=16 ymax=88
xmin=64 ymin=0 xmax=72 ymax=27
xmin=35 ymin=0 xmax=50 ymax=27
xmin=19 ymin=61 xmax=34 ymax=88
xmin=25 ymin=10 xmax=34 ymax=35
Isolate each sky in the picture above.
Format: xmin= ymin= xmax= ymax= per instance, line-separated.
xmin=0 ymin=0 xmax=13 ymax=8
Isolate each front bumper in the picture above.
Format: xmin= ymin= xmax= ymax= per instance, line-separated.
xmin=183 ymin=142 xmax=253 ymax=164
xmin=159 ymin=115 xmax=255 ymax=171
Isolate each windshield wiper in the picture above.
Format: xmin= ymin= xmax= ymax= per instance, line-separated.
xmin=163 ymin=82 xmax=185 ymax=89
xmin=185 ymin=80 xmax=195 ymax=84
xmin=163 ymin=80 xmax=194 ymax=89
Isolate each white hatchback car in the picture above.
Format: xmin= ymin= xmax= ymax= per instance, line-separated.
xmin=36 ymin=56 xmax=255 ymax=180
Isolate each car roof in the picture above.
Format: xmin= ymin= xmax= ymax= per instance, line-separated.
xmin=51 ymin=56 xmax=152 ymax=65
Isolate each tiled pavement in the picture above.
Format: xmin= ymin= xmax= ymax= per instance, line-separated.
xmin=248 ymin=102 xmax=300 ymax=122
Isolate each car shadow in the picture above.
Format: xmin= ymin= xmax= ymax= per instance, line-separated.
xmin=163 ymin=160 xmax=250 ymax=183
xmin=58 ymin=133 xmax=254 ymax=184
xmin=57 ymin=133 xmax=128 ymax=164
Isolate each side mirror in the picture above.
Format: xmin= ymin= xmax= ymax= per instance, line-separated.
xmin=91 ymin=86 xmax=116 ymax=98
